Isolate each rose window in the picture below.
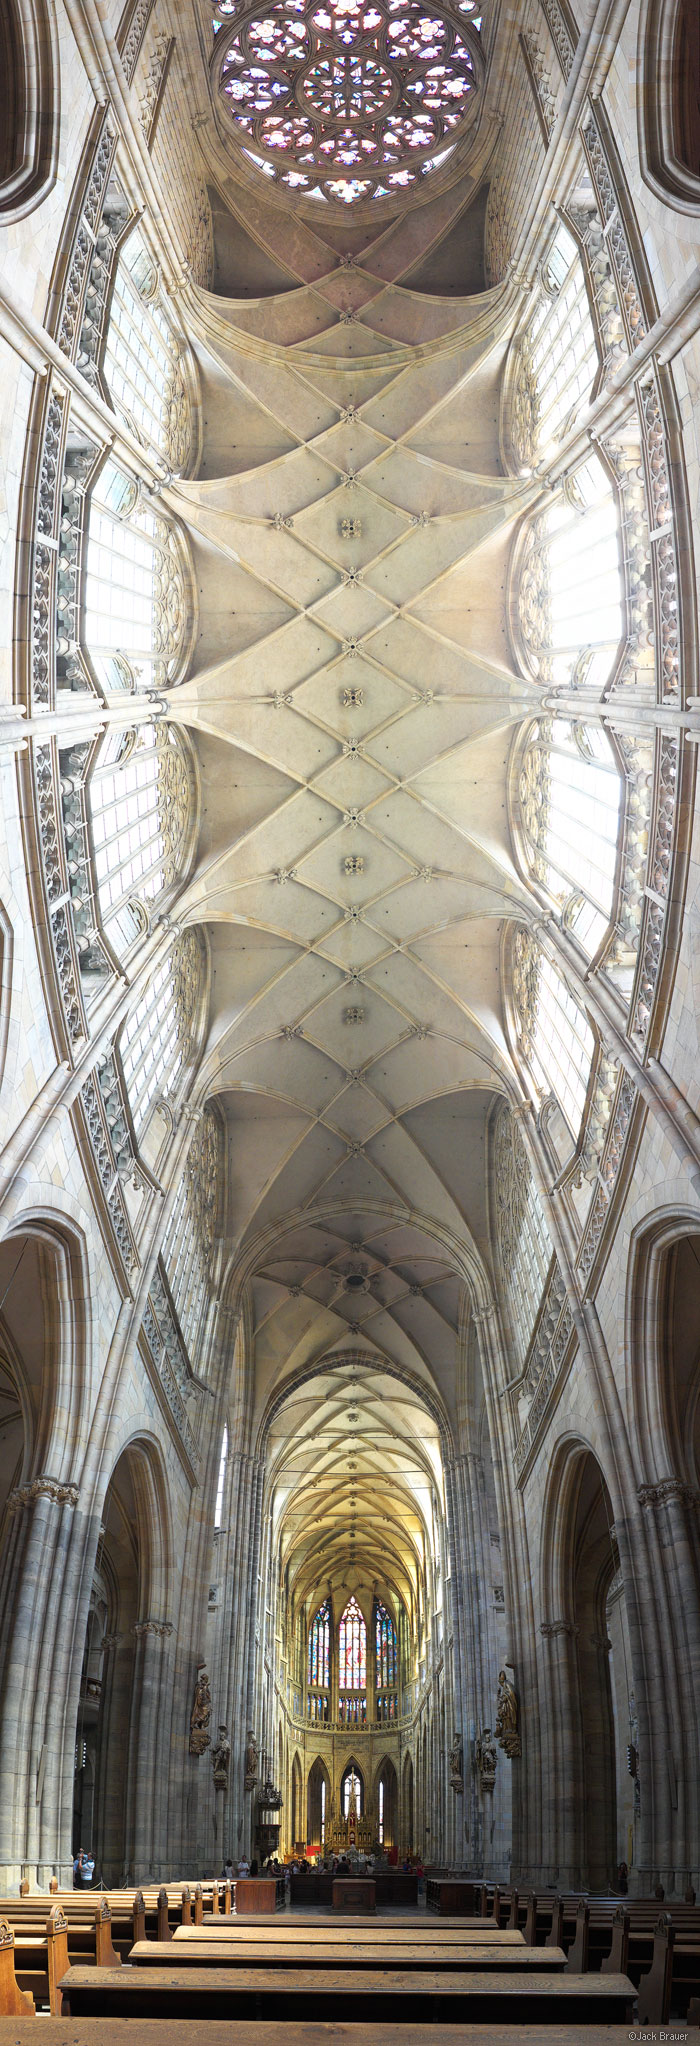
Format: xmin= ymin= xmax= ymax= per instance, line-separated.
xmin=212 ymin=0 xmax=483 ymax=203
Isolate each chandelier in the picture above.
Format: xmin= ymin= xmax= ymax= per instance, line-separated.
xmin=212 ymin=0 xmax=483 ymax=205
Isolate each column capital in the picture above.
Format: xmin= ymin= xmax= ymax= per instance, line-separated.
xmin=638 ymin=1478 xmax=700 ymax=1510
xmin=132 ymin=1619 xmax=174 ymax=1639
xmin=7 ymin=1474 xmax=79 ymax=1512
xmin=540 ymin=1619 xmax=579 ymax=1638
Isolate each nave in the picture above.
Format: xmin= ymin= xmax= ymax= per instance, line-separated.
xmin=2 ymin=0 xmax=700 ymax=2033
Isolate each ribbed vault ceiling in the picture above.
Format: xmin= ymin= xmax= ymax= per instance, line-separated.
xmin=165 ymin=15 xmax=537 ymax=1558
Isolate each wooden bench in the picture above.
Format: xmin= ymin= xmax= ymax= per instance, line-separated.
xmin=0 ymin=1896 xmax=120 ymax=1970
xmin=5 ymin=1906 xmax=69 ymax=2014
xmin=0 ymin=1925 xmax=35 ymax=2018
xmin=129 ymin=1939 xmax=567 ymax=1973
xmin=173 ymin=1922 xmax=526 ymax=1946
xmin=58 ymin=1962 xmax=637 ymax=2022
xmin=0 ymin=2020 xmax=668 ymax=2046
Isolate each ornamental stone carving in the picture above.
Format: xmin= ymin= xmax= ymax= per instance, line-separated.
xmin=133 ymin=1619 xmax=174 ymax=1638
xmin=495 ymin=1668 xmax=521 ymax=1758
xmin=449 ymin=1730 xmax=463 ymax=1791
xmin=245 ymin=1728 xmax=258 ymax=1789
xmin=212 ymin=1723 xmax=231 ymax=1789
xmin=475 ymin=1727 xmax=497 ymax=1789
xmin=8 ymin=1475 xmax=79 ymax=1511
xmin=189 ymin=1665 xmax=212 ymax=1755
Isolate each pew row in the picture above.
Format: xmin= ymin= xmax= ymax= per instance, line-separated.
xmin=0 ymin=2021 xmax=674 ymax=2046
xmin=58 ymin=1963 xmax=637 ymax=2023
xmin=129 ymin=1938 xmax=568 ymax=1973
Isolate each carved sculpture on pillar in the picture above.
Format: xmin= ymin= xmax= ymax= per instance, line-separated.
xmin=189 ymin=1664 xmax=212 ymax=1755
xmin=495 ymin=1668 xmax=521 ymax=1758
xmin=475 ymin=1727 xmax=498 ymax=1789
xmin=449 ymin=1730 xmax=463 ymax=1791
xmin=244 ymin=1727 xmax=258 ymax=1790
xmin=212 ymin=1723 xmax=231 ymax=1789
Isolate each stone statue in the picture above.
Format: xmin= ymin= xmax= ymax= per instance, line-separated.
xmin=475 ymin=1726 xmax=497 ymax=1789
xmin=189 ymin=1665 xmax=211 ymax=1755
xmin=244 ymin=1727 xmax=258 ymax=1789
xmin=449 ymin=1730 xmax=463 ymax=1791
xmin=495 ymin=1668 xmax=521 ymax=1758
xmin=212 ymin=1723 xmax=231 ymax=1789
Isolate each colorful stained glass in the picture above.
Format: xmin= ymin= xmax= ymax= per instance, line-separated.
xmin=374 ymin=1598 xmax=397 ymax=1686
xmin=213 ymin=0 xmax=482 ymax=203
xmin=308 ymin=1597 xmax=331 ymax=1686
xmin=339 ymin=1594 xmax=366 ymax=1688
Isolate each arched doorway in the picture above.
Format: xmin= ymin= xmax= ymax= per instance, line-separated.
xmin=542 ymin=1442 xmax=629 ymax=1888
xmin=87 ymin=1439 xmax=172 ymax=1882
xmin=306 ymin=1756 xmax=330 ymax=1854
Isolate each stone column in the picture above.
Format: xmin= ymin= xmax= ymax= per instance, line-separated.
xmin=0 ymin=1475 xmax=80 ymax=1887
xmin=539 ymin=1621 xmax=582 ymax=1885
xmin=128 ymin=1620 xmax=175 ymax=1880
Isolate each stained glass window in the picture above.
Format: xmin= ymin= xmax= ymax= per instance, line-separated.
xmin=212 ymin=0 xmax=483 ymax=205
xmin=341 ymin=1761 xmax=364 ymax=1814
xmin=374 ymin=1598 xmax=397 ymax=1686
xmin=308 ymin=1598 xmax=331 ymax=1687
xmin=339 ymin=1594 xmax=366 ymax=1688
xmin=215 ymin=1424 xmax=228 ymax=1527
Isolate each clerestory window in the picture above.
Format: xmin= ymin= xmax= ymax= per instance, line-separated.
xmin=512 ymin=929 xmax=595 ymax=1141
xmin=519 ymin=719 xmax=622 ymax=959
xmin=161 ymin=1109 xmax=221 ymax=1358
xmin=119 ymin=929 xmax=204 ymax=1134
xmin=518 ymin=453 xmax=624 ymax=694
xmin=87 ymin=723 xmax=192 ymax=957
xmin=339 ymin=1594 xmax=366 ymax=1689
xmin=102 ymin=227 xmax=192 ymax=469
xmin=308 ymin=1598 xmax=331 ymax=1688
xmin=493 ymin=1102 xmax=554 ymax=1369
xmin=83 ymin=458 xmax=186 ymax=697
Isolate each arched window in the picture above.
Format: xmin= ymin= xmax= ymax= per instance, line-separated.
xmin=374 ymin=1599 xmax=397 ymax=1687
xmin=102 ymin=227 xmax=192 ymax=470
xmin=519 ymin=719 xmax=623 ymax=958
xmin=308 ymin=1598 xmax=331 ymax=1689
xmin=119 ymin=929 xmax=204 ymax=1134
xmin=161 ymin=1110 xmax=221 ymax=1357
xmin=87 ymin=723 xmax=193 ymax=957
xmin=493 ymin=1101 xmax=554 ymax=1369
xmin=511 ymin=222 xmax=599 ymax=468
xmin=340 ymin=1761 xmax=364 ymax=1816
xmin=512 ymin=928 xmax=594 ymax=1141
xmin=214 ymin=1422 xmax=228 ymax=1528
xmin=83 ymin=458 xmax=187 ymax=696
xmin=339 ymin=1595 xmax=366 ymax=1690
xmin=518 ymin=454 xmax=624 ymax=693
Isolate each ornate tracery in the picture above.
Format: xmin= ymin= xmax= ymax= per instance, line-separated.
xmin=511 ymin=927 xmax=595 ymax=1141
xmin=339 ymin=1594 xmax=366 ymax=1686
xmin=212 ymin=0 xmax=482 ymax=204
xmin=161 ymin=1108 xmax=222 ymax=1357
xmin=88 ymin=723 xmax=193 ymax=957
xmin=118 ymin=928 xmax=205 ymax=1134
xmin=518 ymin=718 xmax=623 ymax=959
xmin=308 ymin=1597 xmax=331 ymax=1687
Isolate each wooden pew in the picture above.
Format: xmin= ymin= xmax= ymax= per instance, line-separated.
xmin=129 ymin=1938 xmax=568 ymax=1974
xmin=57 ymin=1961 xmax=638 ymax=2022
xmin=0 ymin=1896 xmax=120 ymax=1970
xmin=0 ymin=1924 xmax=35 ymax=2017
xmin=0 ymin=2020 xmax=666 ymax=2046
xmin=9 ymin=1906 xmax=69 ymax=2014
xmin=173 ymin=1922 xmax=526 ymax=1945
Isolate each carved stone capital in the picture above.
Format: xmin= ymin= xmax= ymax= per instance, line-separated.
xmin=540 ymin=1619 xmax=579 ymax=1638
xmin=7 ymin=1475 xmax=79 ymax=1512
xmin=638 ymin=1479 xmax=700 ymax=1511
xmin=132 ymin=1619 xmax=174 ymax=1639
